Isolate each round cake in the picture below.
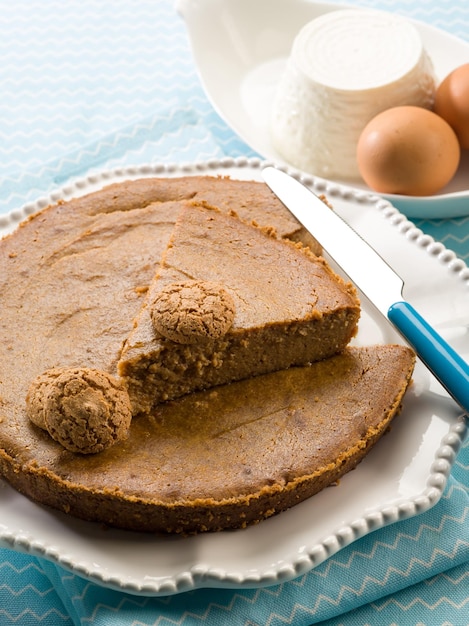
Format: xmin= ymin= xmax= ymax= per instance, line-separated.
xmin=270 ymin=9 xmax=436 ymax=179
xmin=0 ymin=175 xmax=415 ymax=533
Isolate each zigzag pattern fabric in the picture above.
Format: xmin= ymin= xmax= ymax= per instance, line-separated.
xmin=0 ymin=0 xmax=468 ymax=624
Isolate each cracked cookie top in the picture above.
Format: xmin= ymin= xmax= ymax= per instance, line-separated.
xmin=150 ymin=280 xmax=236 ymax=344
xmin=26 ymin=367 xmax=132 ymax=454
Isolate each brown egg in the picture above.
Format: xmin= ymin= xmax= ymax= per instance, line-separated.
xmin=357 ymin=106 xmax=460 ymax=195
xmin=434 ymin=63 xmax=469 ymax=149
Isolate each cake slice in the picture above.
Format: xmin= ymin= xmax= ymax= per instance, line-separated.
xmin=118 ymin=203 xmax=361 ymax=414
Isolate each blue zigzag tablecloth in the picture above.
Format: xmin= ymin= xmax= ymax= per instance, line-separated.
xmin=0 ymin=1 xmax=468 ymax=624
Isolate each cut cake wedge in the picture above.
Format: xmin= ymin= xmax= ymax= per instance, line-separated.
xmin=118 ymin=203 xmax=361 ymax=414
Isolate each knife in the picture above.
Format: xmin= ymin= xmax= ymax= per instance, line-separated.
xmin=262 ymin=166 xmax=469 ymax=414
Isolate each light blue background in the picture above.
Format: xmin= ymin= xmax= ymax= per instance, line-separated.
xmin=1 ymin=1 xmax=468 ymax=624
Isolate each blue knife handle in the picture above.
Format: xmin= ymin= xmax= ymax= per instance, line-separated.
xmin=388 ymin=301 xmax=469 ymax=413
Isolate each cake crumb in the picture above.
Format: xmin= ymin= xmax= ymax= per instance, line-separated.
xmin=134 ymin=285 xmax=149 ymax=294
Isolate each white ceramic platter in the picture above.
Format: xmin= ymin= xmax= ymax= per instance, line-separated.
xmin=177 ymin=0 xmax=469 ymax=219
xmin=0 ymin=159 xmax=468 ymax=597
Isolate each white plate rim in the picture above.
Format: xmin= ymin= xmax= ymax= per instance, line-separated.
xmin=0 ymin=156 xmax=468 ymax=597
xmin=177 ymin=0 xmax=469 ymax=219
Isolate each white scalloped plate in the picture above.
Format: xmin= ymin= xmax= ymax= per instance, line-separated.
xmin=177 ymin=0 xmax=469 ymax=218
xmin=0 ymin=158 xmax=467 ymax=596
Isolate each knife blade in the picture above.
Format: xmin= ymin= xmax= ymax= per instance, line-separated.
xmin=262 ymin=166 xmax=469 ymax=414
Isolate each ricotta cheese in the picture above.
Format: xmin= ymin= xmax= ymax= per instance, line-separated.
xmin=270 ymin=9 xmax=436 ymax=180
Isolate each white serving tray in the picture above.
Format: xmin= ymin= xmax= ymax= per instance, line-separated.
xmin=0 ymin=158 xmax=467 ymax=596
